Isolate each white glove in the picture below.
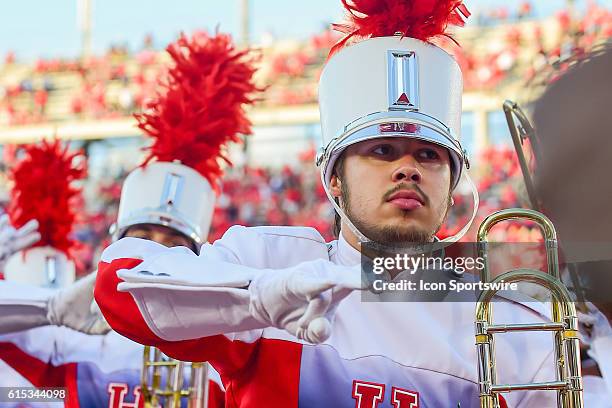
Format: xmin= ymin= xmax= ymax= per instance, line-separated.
xmin=107 ymin=238 xmax=363 ymax=343
xmin=47 ymin=272 xmax=111 ymax=335
xmin=0 ymin=215 xmax=41 ymax=269
xmin=248 ymin=260 xmax=363 ymax=343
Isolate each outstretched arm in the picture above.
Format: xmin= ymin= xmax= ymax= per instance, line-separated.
xmin=0 ymin=281 xmax=55 ymax=332
xmin=0 ymin=273 xmax=110 ymax=335
xmin=95 ymin=237 xmax=362 ymax=346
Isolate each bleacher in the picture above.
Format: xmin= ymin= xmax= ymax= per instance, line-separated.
xmin=2 ymin=4 xmax=610 ymax=145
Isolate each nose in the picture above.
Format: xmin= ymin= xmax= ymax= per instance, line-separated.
xmin=391 ymin=155 xmax=422 ymax=183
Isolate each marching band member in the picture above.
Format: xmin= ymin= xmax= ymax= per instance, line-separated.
xmin=0 ymin=28 xmax=258 ymax=407
xmin=0 ymin=139 xmax=99 ymax=334
xmin=96 ymin=1 xmax=562 ymax=406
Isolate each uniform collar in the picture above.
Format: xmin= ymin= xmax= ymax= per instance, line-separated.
xmin=335 ymin=231 xmax=362 ymax=266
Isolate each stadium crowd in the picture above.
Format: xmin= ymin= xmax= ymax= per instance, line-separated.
xmin=1 ymin=3 xmax=611 ymax=126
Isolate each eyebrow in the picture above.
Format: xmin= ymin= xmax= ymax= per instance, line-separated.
xmin=132 ymin=225 xmax=152 ymax=233
xmin=165 ymin=230 xmax=188 ymax=239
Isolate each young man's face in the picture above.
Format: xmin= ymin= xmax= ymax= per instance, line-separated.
xmin=124 ymin=223 xmax=197 ymax=251
xmin=330 ymin=137 xmax=453 ymax=245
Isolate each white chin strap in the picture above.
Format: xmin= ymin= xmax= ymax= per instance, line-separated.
xmin=439 ymin=171 xmax=479 ymax=243
xmin=321 ymin=166 xmax=480 ymax=246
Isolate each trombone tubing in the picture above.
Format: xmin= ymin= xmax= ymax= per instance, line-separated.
xmin=477 ymin=208 xmax=559 ymax=283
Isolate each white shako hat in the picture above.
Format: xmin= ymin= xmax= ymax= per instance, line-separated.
xmin=4 ymin=139 xmax=85 ymax=288
xmin=110 ymin=31 xmax=260 ymax=245
xmin=316 ymin=0 xmax=479 ymax=243
xmin=317 ymin=0 xmax=471 ymax=191
xmin=112 ymin=161 xmax=214 ymax=245
xmin=4 ymin=247 xmax=75 ymax=288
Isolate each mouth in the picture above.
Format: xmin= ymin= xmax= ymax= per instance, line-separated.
xmin=386 ymin=189 xmax=425 ymax=211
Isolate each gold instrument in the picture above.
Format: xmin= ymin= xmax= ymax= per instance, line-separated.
xmin=502 ymin=100 xmax=540 ymax=210
xmin=475 ymin=208 xmax=583 ymax=408
xmin=141 ymin=346 xmax=210 ymax=408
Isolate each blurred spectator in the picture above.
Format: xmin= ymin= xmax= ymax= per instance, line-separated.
xmin=2 ymin=11 xmax=611 ymax=124
xmin=4 ymin=51 xmax=15 ymax=65
xmin=518 ymin=1 xmax=533 ymax=20
xmin=33 ymin=89 xmax=48 ymax=115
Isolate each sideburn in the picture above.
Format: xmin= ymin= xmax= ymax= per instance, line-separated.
xmin=332 ymin=154 xmax=346 ymax=238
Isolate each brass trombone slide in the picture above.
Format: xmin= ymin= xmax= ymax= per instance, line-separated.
xmin=141 ymin=346 xmax=210 ymax=408
xmin=475 ymin=208 xmax=583 ymax=408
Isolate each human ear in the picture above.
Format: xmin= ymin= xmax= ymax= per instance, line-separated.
xmin=329 ymin=174 xmax=342 ymax=198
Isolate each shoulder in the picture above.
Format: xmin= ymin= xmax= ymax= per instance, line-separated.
xmin=221 ymin=225 xmax=327 ymax=243
xmin=205 ymin=225 xmax=331 ymax=268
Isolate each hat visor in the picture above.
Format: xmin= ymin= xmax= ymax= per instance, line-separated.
xmin=114 ymin=209 xmax=202 ymax=245
xmin=323 ymin=121 xmax=463 ymax=189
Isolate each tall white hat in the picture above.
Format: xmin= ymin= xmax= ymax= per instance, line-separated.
xmin=4 ymin=247 xmax=75 ymax=288
xmin=318 ymin=0 xmax=471 ymax=190
xmin=318 ymin=35 xmax=468 ymax=189
xmin=111 ymin=31 xmax=261 ymax=245
xmin=112 ymin=161 xmax=214 ymax=245
xmin=4 ymin=139 xmax=85 ymax=287
xmin=316 ymin=0 xmax=478 ymax=242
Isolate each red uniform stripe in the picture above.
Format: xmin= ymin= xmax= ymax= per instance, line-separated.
xmin=0 ymin=342 xmax=79 ymax=407
xmin=97 ymin=258 xmax=266 ymax=379
xmin=95 ymin=258 xmax=161 ymax=346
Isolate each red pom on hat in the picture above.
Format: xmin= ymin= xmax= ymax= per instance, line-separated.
xmin=7 ymin=139 xmax=86 ymax=258
xmin=135 ymin=31 xmax=262 ymax=190
xmin=331 ymin=0 xmax=470 ymax=55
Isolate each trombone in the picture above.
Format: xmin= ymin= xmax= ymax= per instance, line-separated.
xmin=475 ymin=208 xmax=583 ymax=408
xmin=141 ymin=346 xmax=210 ymax=408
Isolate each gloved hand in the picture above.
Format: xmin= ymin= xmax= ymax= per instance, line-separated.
xmin=248 ymin=261 xmax=363 ymax=343
xmin=109 ymin=237 xmax=364 ymax=343
xmin=47 ymin=272 xmax=111 ymax=335
xmin=0 ymin=215 xmax=41 ymax=269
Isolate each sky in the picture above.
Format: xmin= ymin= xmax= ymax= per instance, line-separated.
xmin=0 ymin=0 xmax=610 ymax=61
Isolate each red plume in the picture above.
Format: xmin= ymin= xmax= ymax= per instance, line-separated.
xmin=7 ymin=139 xmax=86 ymax=258
xmin=331 ymin=0 xmax=471 ymax=55
xmin=135 ymin=31 xmax=261 ymax=189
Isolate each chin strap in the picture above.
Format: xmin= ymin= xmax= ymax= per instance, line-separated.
xmin=440 ymin=170 xmax=480 ymax=243
xmin=320 ymin=166 xmax=480 ymax=247
xmin=320 ymin=167 xmax=372 ymax=245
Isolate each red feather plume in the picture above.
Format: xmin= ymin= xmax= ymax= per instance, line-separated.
xmin=135 ymin=31 xmax=261 ymax=189
xmin=331 ymin=0 xmax=471 ymax=55
xmin=7 ymin=139 xmax=86 ymax=258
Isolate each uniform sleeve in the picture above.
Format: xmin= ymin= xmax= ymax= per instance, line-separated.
xmin=95 ymin=226 xmax=331 ymax=378
xmin=94 ymin=237 xmax=264 ymax=378
xmin=0 ymin=281 xmax=55 ymax=334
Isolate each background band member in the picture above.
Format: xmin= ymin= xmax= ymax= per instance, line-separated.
xmin=0 ymin=29 xmax=259 ymax=407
